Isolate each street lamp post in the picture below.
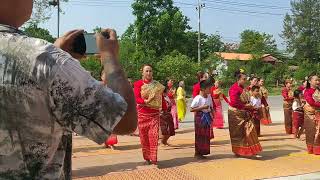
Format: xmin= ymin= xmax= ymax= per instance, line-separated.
xmin=49 ymin=0 xmax=60 ymax=37
xmin=196 ymin=0 xmax=205 ymax=64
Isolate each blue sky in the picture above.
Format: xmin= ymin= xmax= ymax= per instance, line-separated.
xmin=42 ymin=0 xmax=292 ymax=49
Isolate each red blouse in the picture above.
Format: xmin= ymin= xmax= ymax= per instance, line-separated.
xmin=304 ymin=88 xmax=320 ymax=108
xmin=298 ymin=85 xmax=305 ymax=91
xmin=229 ymin=82 xmax=245 ymax=110
xmin=192 ymin=82 xmax=200 ymax=98
xmin=211 ymin=86 xmax=229 ymax=104
xmin=134 ymin=79 xmax=167 ymax=113
xmin=282 ymin=87 xmax=294 ymax=102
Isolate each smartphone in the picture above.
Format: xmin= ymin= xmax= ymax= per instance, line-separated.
xmin=84 ymin=33 xmax=98 ymax=55
xmin=73 ymin=32 xmax=110 ymax=55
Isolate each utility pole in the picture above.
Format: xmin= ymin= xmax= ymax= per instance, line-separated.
xmin=197 ymin=0 xmax=205 ymax=64
xmin=49 ymin=0 xmax=60 ymax=37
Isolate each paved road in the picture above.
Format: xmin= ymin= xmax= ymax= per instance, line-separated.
xmin=72 ymin=96 xmax=320 ymax=180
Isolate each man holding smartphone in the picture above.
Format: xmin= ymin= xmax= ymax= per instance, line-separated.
xmin=0 ymin=0 xmax=137 ymax=179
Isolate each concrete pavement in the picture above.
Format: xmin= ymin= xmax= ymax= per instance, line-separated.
xmin=72 ymin=96 xmax=320 ymax=180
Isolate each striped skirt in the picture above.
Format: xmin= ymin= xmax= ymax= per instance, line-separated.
xmin=195 ymin=112 xmax=211 ymax=155
xmin=138 ymin=109 xmax=160 ymax=162
xmin=228 ymin=108 xmax=262 ymax=156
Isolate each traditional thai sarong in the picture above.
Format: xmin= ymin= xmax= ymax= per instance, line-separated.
xmin=171 ymin=103 xmax=179 ymax=129
xmin=228 ymin=108 xmax=262 ymax=156
xmin=259 ymin=86 xmax=272 ymax=125
xmin=211 ymin=87 xmax=229 ymax=129
xmin=292 ymin=111 xmax=304 ymax=135
xmin=282 ymin=88 xmax=294 ymax=134
xmin=283 ymin=102 xmax=293 ymax=134
xmin=177 ymin=87 xmax=187 ymax=121
xmin=303 ymin=88 xmax=320 ymax=155
xmin=213 ymin=98 xmax=224 ymax=128
xmin=253 ymin=109 xmax=262 ymax=136
xmin=160 ymin=110 xmax=175 ymax=136
xmin=195 ymin=112 xmax=211 ymax=155
xmin=260 ymin=106 xmax=272 ymax=125
xmin=138 ymin=110 xmax=160 ymax=162
xmin=168 ymin=88 xmax=179 ymax=129
xmin=228 ymin=83 xmax=262 ymax=156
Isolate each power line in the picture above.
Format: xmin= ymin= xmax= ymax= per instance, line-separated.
xmin=175 ymin=1 xmax=286 ymax=16
xmin=67 ymin=0 xmax=287 ymax=17
xmin=202 ymin=0 xmax=290 ymax=10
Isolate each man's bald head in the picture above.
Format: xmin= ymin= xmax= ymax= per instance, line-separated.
xmin=0 ymin=0 xmax=33 ymax=28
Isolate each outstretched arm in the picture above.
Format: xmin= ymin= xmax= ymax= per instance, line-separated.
xmin=97 ymin=29 xmax=137 ymax=135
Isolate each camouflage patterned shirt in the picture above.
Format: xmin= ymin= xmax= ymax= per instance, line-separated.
xmin=0 ymin=25 xmax=127 ymax=180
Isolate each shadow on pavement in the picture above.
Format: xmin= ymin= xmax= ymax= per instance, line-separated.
xmin=259 ymin=137 xmax=293 ymax=142
xmin=73 ymin=161 xmax=144 ymax=178
xmin=259 ymin=149 xmax=301 ymax=160
xmin=260 ymin=132 xmax=290 ymax=137
xmin=73 ymin=144 xmax=142 ymax=153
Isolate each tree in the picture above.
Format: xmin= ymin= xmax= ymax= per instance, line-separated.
xmin=238 ymin=30 xmax=277 ymax=55
xmin=80 ymin=56 xmax=102 ymax=80
xmin=282 ymin=0 xmax=320 ymax=62
xmin=176 ymin=31 xmax=225 ymax=61
xmin=155 ymin=52 xmax=200 ymax=87
xmin=132 ymin=0 xmax=190 ymax=57
xmin=23 ymin=24 xmax=55 ymax=43
xmin=203 ymin=34 xmax=225 ymax=59
xmin=29 ymin=0 xmax=69 ymax=25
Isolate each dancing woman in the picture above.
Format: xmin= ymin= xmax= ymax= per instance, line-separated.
xmin=258 ymin=78 xmax=272 ymax=125
xmin=282 ymin=79 xmax=294 ymax=134
xmin=228 ymin=70 xmax=262 ymax=157
xmin=177 ymin=81 xmax=187 ymax=122
xmin=134 ymin=64 xmax=166 ymax=165
xmin=167 ymin=79 xmax=179 ymax=129
xmin=192 ymin=72 xmax=209 ymax=98
xmin=303 ymin=75 xmax=320 ymax=155
xmin=211 ymin=80 xmax=229 ymax=129
xmin=160 ymin=87 xmax=175 ymax=146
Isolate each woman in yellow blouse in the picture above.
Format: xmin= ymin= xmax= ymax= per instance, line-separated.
xmin=177 ymin=81 xmax=187 ymax=122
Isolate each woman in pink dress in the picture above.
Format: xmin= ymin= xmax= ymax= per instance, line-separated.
xmin=167 ymin=79 xmax=179 ymax=129
xmin=211 ymin=80 xmax=229 ymax=129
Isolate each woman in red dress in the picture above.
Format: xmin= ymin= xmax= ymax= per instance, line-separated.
xmin=303 ymin=75 xmax=320 ymax=155
xmin=228 ymin=70 xmax=262 ymax=157
xmin=282 ymin=79 xmax=294 ymax=134
xmin=134 ymin=64 xmax=166 ymax=165
xmin=211 ymin=80 xmax=229 ymax=129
